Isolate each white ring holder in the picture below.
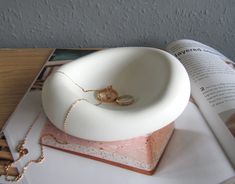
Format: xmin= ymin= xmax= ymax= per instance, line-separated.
xmin=42 ymin=47 xmax=190 ymax=141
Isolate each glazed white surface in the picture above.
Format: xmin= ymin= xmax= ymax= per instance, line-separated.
xmin=42 ymin=47 xmax=190 ymax=141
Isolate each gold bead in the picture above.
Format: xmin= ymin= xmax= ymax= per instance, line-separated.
xmin=19 ymin=148 xmax=28 ymax=157
xmin=16 ymin=140 xmax=24 ymax=152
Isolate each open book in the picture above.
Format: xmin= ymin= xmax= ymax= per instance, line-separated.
xmin=167 ymin=40 xmax=235 ymax=166
xmin=1 ymin=40 xmax=235 ymax=184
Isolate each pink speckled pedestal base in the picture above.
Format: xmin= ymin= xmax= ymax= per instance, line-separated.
xmin=41 ymin=122 xmax=174 ymax=175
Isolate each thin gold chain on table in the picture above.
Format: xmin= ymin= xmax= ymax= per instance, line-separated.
xmin=3 ymin=111 xmax=69 ymax=182
xmin=4 ymin=110 xmax=44 ymax=182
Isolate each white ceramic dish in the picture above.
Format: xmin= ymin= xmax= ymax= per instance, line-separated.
xmin=42 ymin=47 xmax=190 ymax=141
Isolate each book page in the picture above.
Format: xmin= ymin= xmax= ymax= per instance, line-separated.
xmin=166 ymin=39 xmax=235 ymax=167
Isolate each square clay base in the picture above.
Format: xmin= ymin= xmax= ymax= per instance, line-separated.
xmin=41 ymin=122 xmax=174 ymax=175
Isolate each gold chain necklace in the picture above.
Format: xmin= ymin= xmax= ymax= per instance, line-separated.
xmin=4 ymin=111 xmax=44 ymax=182
xmin=4 ymin=110 xmax=70 ymax=182
xmin=4 ymin=71 xmax=135 ymax=182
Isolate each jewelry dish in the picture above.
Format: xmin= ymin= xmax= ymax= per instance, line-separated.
xmin=42 ymin=47 xmax=190 ymax=141
xmin=41 ymin=47 xmax=190 ymax=174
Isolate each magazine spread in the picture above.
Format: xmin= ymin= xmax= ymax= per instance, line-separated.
xmin=1 ymin=41 xmax=235 ymax=183
xmin=166 ymin=39 xmax=235 ymax=167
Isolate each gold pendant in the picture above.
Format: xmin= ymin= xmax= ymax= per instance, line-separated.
xmin=95 ymin=86 xmax=118 ymax=103
xmin=95 ymin=86 xmax=134 ymax=106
